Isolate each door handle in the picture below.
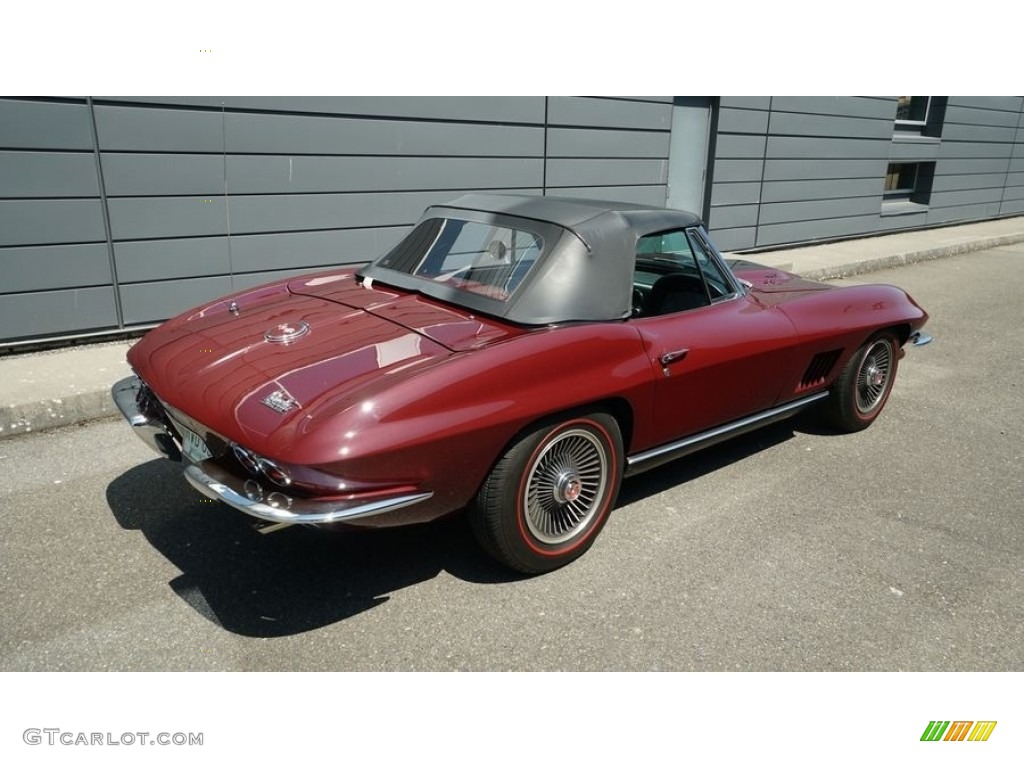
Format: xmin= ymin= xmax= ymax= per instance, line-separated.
xmin=659 ymin=348 xmax=689 ymax=366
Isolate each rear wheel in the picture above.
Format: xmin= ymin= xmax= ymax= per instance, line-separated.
xmin=824 ymin=332 xmax=900 ymax=432
xmin=471 ymin=412 xmax=623 ymax=574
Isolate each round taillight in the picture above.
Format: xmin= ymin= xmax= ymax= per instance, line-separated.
xmin=233 ymin=444 xmax=261 ymax=475
xmin=259 ymin=458 xmax=292 ymax=487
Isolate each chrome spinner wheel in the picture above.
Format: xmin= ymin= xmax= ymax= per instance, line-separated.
xmin=470 ymin=412 xmax=623 ymax=574
xmin=822 ymin=331 xmax=900 ymax=433
xmin=523 ymin=428 xmax=609 ymax=545
xmin=855 ymin=338 xmax=894 ymax=414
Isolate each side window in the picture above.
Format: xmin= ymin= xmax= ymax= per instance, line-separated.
xmin=636 ymin=230 xmax=696 ymax=269
xmin=686 ymin=228 xmax=733 ymax=301
xmin=633 ymin=229 xmax=710 ymax=317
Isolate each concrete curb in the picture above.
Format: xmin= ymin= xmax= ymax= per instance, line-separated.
xmin=797 ymin=231 xmax=1024 ymax=281
xmin=0 ymin=392 xmax=119 ymax=439
xmin=0 ymin=341 xmax=132 ymax=441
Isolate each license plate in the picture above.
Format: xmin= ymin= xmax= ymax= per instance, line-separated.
xmin=180 ymin=426 xmax=213 ymax=463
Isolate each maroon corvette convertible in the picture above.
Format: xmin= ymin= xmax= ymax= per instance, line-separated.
xmin=113 ymin=194 xmax=931 ymax=573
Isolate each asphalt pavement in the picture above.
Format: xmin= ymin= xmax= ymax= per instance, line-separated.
xmin=2 ymin=214 xmax=1023 ymax=440
xmin=1 ymin=244 xmax=1021 ymax=670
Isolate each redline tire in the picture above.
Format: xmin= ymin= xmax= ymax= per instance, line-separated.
xmin=471 ymin=412 xmax=623 ymax=574
xmin=824 ymin=332 xmax=900 ymax=432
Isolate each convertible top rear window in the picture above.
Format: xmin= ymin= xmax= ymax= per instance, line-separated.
xmin=360 ymin=195 xmax=710 ymax=325
xmin=377 ymin=218 xmax=544 ymax=303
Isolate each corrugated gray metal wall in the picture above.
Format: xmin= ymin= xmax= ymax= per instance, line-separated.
xmin=0 ymin=99 xmax=115 ymax=341
xmin=0 ymin=96 xmax=671 ymax=345
xmin=708 ymin=96 xmax=1024 ymax=250
xmin=3 ymin=95 xmax=1022 ymax=346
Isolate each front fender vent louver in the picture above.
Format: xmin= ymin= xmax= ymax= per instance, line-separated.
xmin=799 ymin=349 xmax=842 ymax=390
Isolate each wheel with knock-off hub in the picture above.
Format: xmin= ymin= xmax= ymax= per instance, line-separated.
xmin=471 ymin=412 xmax=623 ymax=574
xmin=824 ymin=332 xmax=900 ymax=432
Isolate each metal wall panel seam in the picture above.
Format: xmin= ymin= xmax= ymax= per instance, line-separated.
xmin=100 ymin=185 xmax=547 ymax=199
xmin=755 ymin=214 xmax=884 ymax=247
xmin=542 ymin=97 xmax=548 ymax=195
xmin=758 ymin=197 xmax=881 ymax=226
xmin=753 ymin=97 xmax=771 ymax=247
xmin=768 ymin=96 xmax=897 ymax=121
xmin=91 ymin=97 xmax=549 ymax=128
xmin=932 ymin=173 xmax=1012 ymax=192
xmin=544 ymin=183 xmax=667 ymax=190
xmin=546 ymin=97 xmax=672 ymax=131
xmin=545 ymin=159 xmax=668 ymax=188
xmin=0 ymin=152 xmax=103 ymax=198
xmin=590 ymin=96 xmax=673 ymax=104
xmin=0 ymin=243 xmax=113 ymax=294
xmin=944 ymin=104 xmax=1022 ymax=128
xmin=86 ymin=96 xmax=123 ymax=329
xmin=768 ymin=111 xmax=893 ymax=140
xmin=999 ymin=105 xmax=1024 ymax=210
xmin=221 ymin=103 xmax=235 ymax=291
xmin=760 ymin=178 xmax=886 ymax=204
xmin=946 ymin=96 xmax=1023 ymax=113
xmin=929 ymin=188 xmax=1004 ymax=207
xmin=97 ymin=223 xmax=452 ymax=244
xmin=93 ymin=150 xmax=550 ymax=159
xmin=762 ymin=158 xmax=889 ymax=182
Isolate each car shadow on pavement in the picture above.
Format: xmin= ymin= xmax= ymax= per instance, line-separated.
xmin=105 ymin=415 xmax=819 ymax=638
xmin=105 ymin=460 xmax=522 ymax=638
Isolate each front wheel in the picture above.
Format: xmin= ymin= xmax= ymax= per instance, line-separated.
xmin=471 ymin=412 xmax=623 ymax=574
xmin=823 ymin=332 xmax=900 ymax=432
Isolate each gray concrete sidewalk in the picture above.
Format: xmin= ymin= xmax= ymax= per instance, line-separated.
xmin=2 ymin=215 xmax=1023 ymax=440
xmin=750 ymin=215 xmax=1024 ymax=279
xmin=0 ymin=340 xmax=133 ymax=439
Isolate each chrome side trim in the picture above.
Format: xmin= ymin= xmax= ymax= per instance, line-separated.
xmin=626 ymin=391 xmax=830 ymax=473
xmin=111 ymin=375 xmax=182 ymax=461
xmin=909 ymin=330 xmax=933 ymax=346
xmin=182 ymin=463 xmax=433 ymax=525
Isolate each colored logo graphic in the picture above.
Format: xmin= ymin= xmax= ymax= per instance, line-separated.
xmin=921 ymin=721 xmax=997 ymax=742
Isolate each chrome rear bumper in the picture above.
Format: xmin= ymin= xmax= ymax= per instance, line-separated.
xmin=113 ymin=375 xmax=433 ymax=525
xmin=183 ymin=463 xmax=433 ymax=525
xmin=111 ymin=375 xmax=182 ymax=461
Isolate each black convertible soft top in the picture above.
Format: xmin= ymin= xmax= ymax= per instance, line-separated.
xmin=360 ymin=194 xmax=713 ymax=326
xmin=438 ymin=194 xmax=703 ymax=253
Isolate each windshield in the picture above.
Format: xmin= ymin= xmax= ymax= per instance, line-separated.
xmin=375 ymin=218 xmax=545 ymax=302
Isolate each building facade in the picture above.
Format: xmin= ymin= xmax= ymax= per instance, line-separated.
xmin=1 ymin=95 xmax=1022 ymax=347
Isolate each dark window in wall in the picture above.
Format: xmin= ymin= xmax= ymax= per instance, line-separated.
xmin=895 ymin=96 xmax=931 ymax=124
xmin=894 ymin=96 xmax=947 ymax=138
xmin=882 ymin=161 xmax=936 ymax=211
xmin=884 ymin=163 xmax=919 ymax=197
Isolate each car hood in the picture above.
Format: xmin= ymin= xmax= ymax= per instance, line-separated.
xmin=129 ymin=284 xmax=461 ymax=447
xmin=730 ymin=262 xmax=832 ymax=308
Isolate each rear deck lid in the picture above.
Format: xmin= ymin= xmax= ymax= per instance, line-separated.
xmin=287 ymin=271 xmax=525 ymax=351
